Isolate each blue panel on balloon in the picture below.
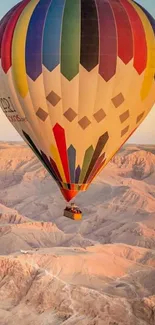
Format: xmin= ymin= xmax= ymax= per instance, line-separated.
xmin=26 ymin=0 xmax=52 ymax=81
xmin=43 ymin=0 xmax=66 ymax=72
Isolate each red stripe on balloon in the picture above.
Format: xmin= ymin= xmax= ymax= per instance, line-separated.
xmin=53 ymin=123 xmax=70 ymax=183
xmin=88 ymin=155 xmax=106 ymax=185
xmin=120 ymin=0 xmax=147 ymax=74
xmin=86 ymin=152 xmax=105 ymax=184
xmin=0 ymin=3 xmax=21 ymax=58
xmin=109 ymin=0 xmax=133 ymax=64
xmin=96 ymin=0 xmax=117 ymax=81
xmin=1 ymin=0 xmax=30 ymax=73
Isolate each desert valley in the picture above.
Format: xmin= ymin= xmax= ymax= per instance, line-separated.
xmin=0 ymin=142 xmax=155 ymax=325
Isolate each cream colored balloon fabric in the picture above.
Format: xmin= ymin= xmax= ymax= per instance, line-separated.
xmin=0 ymin=0 xmax=155 ymax=201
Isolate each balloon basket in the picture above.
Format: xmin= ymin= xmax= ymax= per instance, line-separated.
xmin=64 ymin=203 xmax=82 ymax=221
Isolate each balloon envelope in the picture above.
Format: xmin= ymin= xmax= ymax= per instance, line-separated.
xmin=0 ymin=0 xmax=155 ymax=201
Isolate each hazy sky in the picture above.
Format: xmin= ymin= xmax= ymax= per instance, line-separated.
xmin=0 ymin=0 xmax=154 ymax=143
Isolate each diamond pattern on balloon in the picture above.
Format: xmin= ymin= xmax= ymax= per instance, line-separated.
xmin=136 ymin=111 xmax=145 ymax=124
xmin=64 ymin=108 xmax=77 ymax=122
xmin=36 ymin=107 xmax=48 ymax=121
xmin=112 ymin=93 xmax=125 ymax=108
xmin=121 ymin=125 xmax=129 ymax=137
xmin=78 ymin=116 xmax=91 ymax=130
xmin=46 ymin=91 xmax=61 ymax=106
xmin=93 ymin=109 xmax=106 ymax=123
xmin=119 ymin=110 xmax=129 ymax=123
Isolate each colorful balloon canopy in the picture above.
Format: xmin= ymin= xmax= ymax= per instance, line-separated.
xmin=0 ymin=0 xmax=155 ymax=201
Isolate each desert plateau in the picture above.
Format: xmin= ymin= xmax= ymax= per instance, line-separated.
xmin=0 ymin=142 xmax=155 ymax=325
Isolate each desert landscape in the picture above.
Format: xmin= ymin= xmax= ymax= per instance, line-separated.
xmin=0 ymin=142 xmax=155 ymax=325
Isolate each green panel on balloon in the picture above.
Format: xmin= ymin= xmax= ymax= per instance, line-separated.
xmin=79 ymin=146 xmax=94 ymax=183
xmin=61 ymin=0 xmax=80 ymax=80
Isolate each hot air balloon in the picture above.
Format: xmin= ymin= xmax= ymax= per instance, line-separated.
xmin=0 ymin=0 xmax=155 ymax=219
